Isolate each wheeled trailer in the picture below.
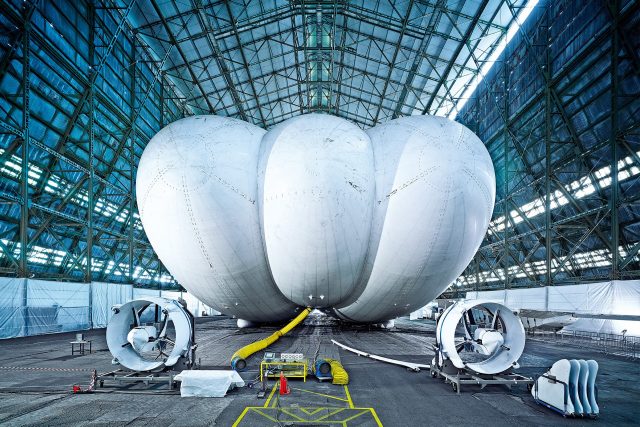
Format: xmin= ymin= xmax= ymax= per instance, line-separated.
xmin=429 ymin=363 xmax=534 ymax=394
xmin=96 ymin=369 xmax=179 ymax=390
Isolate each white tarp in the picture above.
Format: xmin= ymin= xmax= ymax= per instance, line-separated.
xmin=562 ymin=318 xmax=639 ymax=335
xmin=160 ymin=291 xmax=220 ymax=317
xmin=26 ymin=279 xmax=90 ymax=335
xmin=133 ymin=288 xmax=161 ymax=299
xmin=0 ymin=278 xmax=217 ymax=339
xmin=465 ymin=280 xmax=640 ymax=335
xmin=0 ymin=278 xmax=26 ymax=338
xmin=91 ymin=282 xmax=134 ymax=328
xmin=174 ymin=370 xmax=245 ymax=397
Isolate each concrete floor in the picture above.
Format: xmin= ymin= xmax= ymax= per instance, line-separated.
xmin=0 ymin=314 xmax=638 ymax=426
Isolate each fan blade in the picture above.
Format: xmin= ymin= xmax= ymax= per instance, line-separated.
xmin=132 ymin=304 xmax=151 ymax=327
xmin=158 ymin=310 xmax=170 ymax=337
xmin=462 ymin=311 xmax=473 ymax=339
xmin=131 ymin=307 xmax=140 ymax=327
xmin=159 ymin=336 xmax=175 ymax=345
xmin=491 ymin=309 xmax=500 ymax=329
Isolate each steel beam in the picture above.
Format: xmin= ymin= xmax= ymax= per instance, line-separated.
xmin=86 ymin=0 xmax=95 ymax=283
xmin=18 ymin=1 xmax=31 ymax=277
xmin=610 ymin=0 xmax=620 ymax=278
xmin=421 ymin=0 xmax=489 ymax=115
xmin=149 ymin=0 xmax=216 ymax=113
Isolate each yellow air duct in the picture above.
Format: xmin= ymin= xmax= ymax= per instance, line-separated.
xmin=231 ymin=307 xmax=311 ymax=371
xmin=325 ymin=358 xmax=349 ymax=385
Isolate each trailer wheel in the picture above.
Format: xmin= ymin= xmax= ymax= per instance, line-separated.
xmin=452 ymin=382 xmax=458 ymax=392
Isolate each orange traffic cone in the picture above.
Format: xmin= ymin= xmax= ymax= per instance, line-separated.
xmin=279 ymin=372 xmax=290 ymax=395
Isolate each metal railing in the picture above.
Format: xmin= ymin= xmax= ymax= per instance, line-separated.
xmin=527 ymin=329 xmax=640 ymax=360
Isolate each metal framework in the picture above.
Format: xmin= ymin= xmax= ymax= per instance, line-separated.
xmin=0 ymin=0 xmax=638 ymax=293
xmin=451 ymin=0 xmax=640 ymax=295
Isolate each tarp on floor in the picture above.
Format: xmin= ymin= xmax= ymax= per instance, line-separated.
xmin=174 ymin=370 xmax=245 ymax=397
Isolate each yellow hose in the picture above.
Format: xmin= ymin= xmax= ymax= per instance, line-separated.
xmin=325 ymin=358 xmax=349 ymax=385
xmin=230 ymin=307 xmax=311 ymax=371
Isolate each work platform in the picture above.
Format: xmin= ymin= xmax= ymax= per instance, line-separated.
xmin=0 ymin=313 xmax=638 ymax=426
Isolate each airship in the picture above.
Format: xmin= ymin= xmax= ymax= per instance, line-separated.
xmin=136 ymin=113 xmax=495 ymax=324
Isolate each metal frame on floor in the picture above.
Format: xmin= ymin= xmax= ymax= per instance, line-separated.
xmin=96 ymin=369 xmax=178 ymax=390
xmin=429 ymin=364 xmax=534 ymax=394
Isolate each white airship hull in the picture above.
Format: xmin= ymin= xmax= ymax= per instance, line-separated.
xmin=335 ymin=116 xmax=495 ymax=322
xmin=136 ymin=116 xmax=299 ymax=322
xmin=136 ymin=113 xmax=495 ymax=323
xmin=259 ymin=114 xmax=375 ymax=307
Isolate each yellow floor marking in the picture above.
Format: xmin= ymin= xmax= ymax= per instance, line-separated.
xmin=231 ymin=407 xmax=249 ymax=427
xmin=315 ymin=408 xmax=347 ymax=421
xmin=344 ymin=385 xmax=354 ymax=409
xmin=290 ymin=386 xmax=349 ymax=402
xmin=299 ymin=407 xmax=327 ymax=416
xmin=279 ymin=408 xmax=306 ymax=422
xmin=234 ymin=407 xmax=382 ymax=426
xmin=251 ymin=408 xmax=279 ymax=423
xmin=234 ymin=376 xmax=383 ymax=425
xmin=370 ymin=408 xmax=383 ymax=426
xmin=340 ymin=410 xmax=370 ymax=423
xmin=263 ymin=382 xmax=278 ymax=408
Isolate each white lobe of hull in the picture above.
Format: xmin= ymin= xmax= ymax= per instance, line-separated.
xmin=336 ymin=116 xmax=495 ymax=323
xmin=259 ymin=114 xmax=375 ymax=307
xmin=136 ymin=115 xmax=298 ymax=322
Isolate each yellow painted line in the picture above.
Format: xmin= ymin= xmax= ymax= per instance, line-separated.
xmin=271 ymin=394 xmax=279 ymax=408
xmin=231 ymin=407 xmax=249 ymax=427
xmin=233 ymin=407 xmax=383 ymax=426
xmin=263 ymin=382 xmax=278 ymax=408
xmin=343 ymin=385 xmax=354 ymax=409
xmin=279 ymin=408 xmax=306 ymax=422
xmin=290 ymin=386 xmax=349 ymax=403
xmin=299 ymin=407 xmax=327 ymax=416
xmin=370 ymin=408 xmax=383 ymax=426
xmin=315 ymin=408 xmax=347 ymax=421
xmin=251 ymin=408 xmax=280 ymax=423
xmin=340 ymin=409 xmax=369 ymax=423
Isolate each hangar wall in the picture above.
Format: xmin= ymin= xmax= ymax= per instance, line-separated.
xmin=453 ymin=0 xmax=640 ymax=293
xmin=0 ymin=277 xmax=218 ymax=339
xmin=465 ymin=279 xmax=640 ymax=335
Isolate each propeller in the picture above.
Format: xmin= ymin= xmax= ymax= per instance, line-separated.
xmin=106 ymin=297 xmax=194 ymax=372
xmin=435 ymin=300 xmax=526 ymax=375
xmin=491 ymin=308 xmax=500 ymax=330
xmin=125 ymin=305 xmax=176 ymax=358
xmin=131 ymin=307 xmax=140 ymax=327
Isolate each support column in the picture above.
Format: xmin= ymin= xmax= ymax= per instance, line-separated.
xmin=544 ymin=4 xmax=553 ymax=286
xmin=19 ymin=1 xmax=31 ymax=278
xmin=88 ymin=281 xmax=93 ymax=329
xmin=610 ymin=0 xmax=620 ymax=279
xmin=502 ymin=49 xmax=510 ymax=290
xmin=475 ymin=259 xmax=480 ymax=292
xmin=86 ymin=0 xmax=95 ymax=284
xmin=22 ymin=278 xmax=29 ymax=336
xmin=159 ymin=72 xmax=164 ymax=128
xmin=86 ymin=1 xmax=95 ymax=328
xmin=129 ymin=34 xmax=136 ymax=283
